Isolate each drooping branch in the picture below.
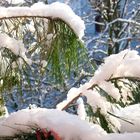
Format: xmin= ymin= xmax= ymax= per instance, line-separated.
xmin=0 ymin=2 xmax=85 ymax=39
xmin=0 ymin=15 xmax=79 ymax=38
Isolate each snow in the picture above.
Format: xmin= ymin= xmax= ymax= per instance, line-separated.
xmin=56 ymin=49 xmax=140 ymax=136
xmin=117 ymin=80 xmax=133 ymax=104
xmin=77 ymin=97 xmax=86 ymax=120
xmin=98 ymin=81 xmax=121 ymax=101
xmin=1 ymin=108 xmax=140 ymax=140
xmin=91 ymin=49 xmax=129 ymax=82
xmin=114 ymin=104 xmax=140 ymax=133
xmin=57 ymin=87 xmax=81 ymax=110
xmin=57 ymin=49 xmax=140 ymax=113
xmin=89 ymin=49 xmax=140 ymax=100
xmin=0 ymin=108 xmax=105 ymax=140
xmin=0 ymin=2 xmax=85 ymax=39
xmin=104 ymin=133 xmax=140 ymax=140
xmin=0 ymin=33 xmax=31 ymax=66
xmin=41 ymin=60 xmax=48 ymax=68
xmin=0 ymin=33 xmax=25 ymax=56
xmin=58 ymin=49 xmax=140 ymax=110
xmin=92 ymin=49 xmax=140 ymax=83
xmin=83 ymin=89 xmax=111 ymax=114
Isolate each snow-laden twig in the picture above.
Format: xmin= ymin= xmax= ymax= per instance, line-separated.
xmin=57 ymin=49 xmax=140 ymax=111
xmin=87 ymin=13 xmax=140 ymax=45
xmin=118 ymin=6 xmax=140 ymax=37
xmin=0 ymin=2 xmax=85 ymax=39
xmin=108 ymin=18 xmax=140 ymax=27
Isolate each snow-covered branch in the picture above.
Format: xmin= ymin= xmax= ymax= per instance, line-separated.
xmin=57 ymin=49 xmax=140 ymax=110
xmin=0 ymin=33 xmax=31 ymax=66
xmin=0 ymin=2 xmax=85 ymax=39
xmin=107 ymin=18 xmax=140 ymax=28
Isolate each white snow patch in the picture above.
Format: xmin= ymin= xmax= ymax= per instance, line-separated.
xmin=1 ymin=108 xmax=140 ymax=140
xmin=0 ymin=33 xmax=31 ymax=66
xmin=0 ymin=108 xmax=105 ymax=140
xmin=98 ymin=81 xmax=121 ymax=101
xmin=115 ymin=104 xmax=140 ymax=133
xmin=77 ymin=97 xmax=87 ymax=120
xmin=83 ymin=89 xmax=111 ymax=114
xmin=57 ymin=87 xmax=81 ymax=110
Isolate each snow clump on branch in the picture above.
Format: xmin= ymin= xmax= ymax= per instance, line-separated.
xmin=0 ymin=33 xmax=31 ymax=66
xmin=0 ymin=2 xmax=85 ymax=39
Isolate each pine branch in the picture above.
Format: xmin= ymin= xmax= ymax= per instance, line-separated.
xmin=61 ymin=76 xmax=140 ymax=110
xmin=0 ymin=16 xmax=79 ymax=38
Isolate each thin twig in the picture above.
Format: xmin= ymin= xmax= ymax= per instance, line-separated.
xmin=107 ymin=111 xmax=134 ymax=125
xmin=108 ymin=76 xmax=140 ymax=82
